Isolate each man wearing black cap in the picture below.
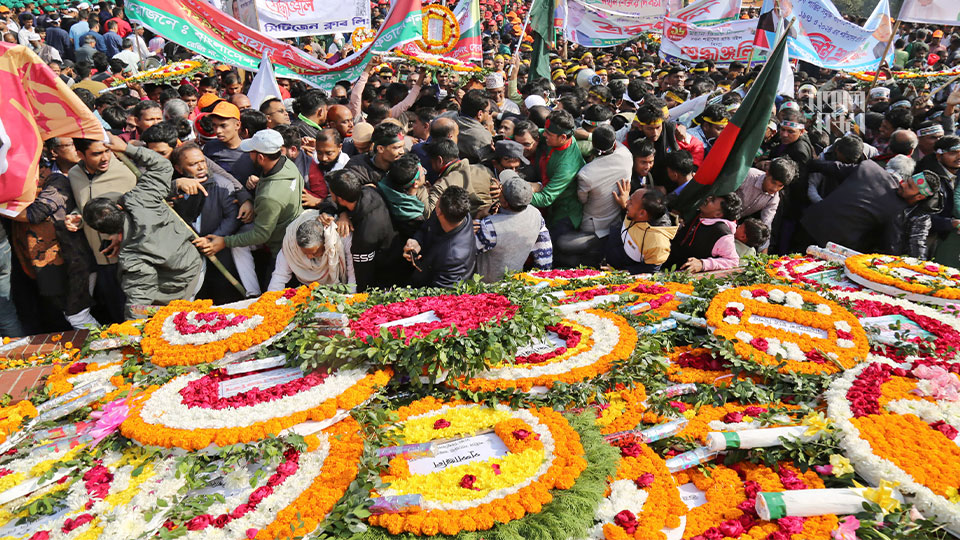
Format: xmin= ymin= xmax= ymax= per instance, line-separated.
xmin=483 ymin=140 xmax=530 ymax=181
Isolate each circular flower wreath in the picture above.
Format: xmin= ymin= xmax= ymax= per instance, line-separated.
xmin=836 ymin=290 xmax=960 ymax=362
xmin=705 ymin=284 xmax=869 ymax=375
xmin=350 ymin=293 xmax=517 ymax=343
xmin=846 ymin=254 xmax=960 ymax=303
xmin=592 ymin=436 xmax=687 ymax=540
xmin=675 ymin=461 xmax=838 ymax=540
xmin=351 ymin=26 xmax=377 ymax=50
xmin=46 ymin=350 xmax=125 ymax=398
xmin=765 ymin=255 xmax=858 ymax=292
xmin=827 ymin=356 xmax=960 ymax=531
xmin=366 ymin=398 xmax=587 ymax=536
xmin=671 ymin=402 xmax=801 ymax=445
xmin=455 ymin=309 xmax=637 ymax=392
xmin=3 ymin=447 xmax=158 ymax=540
xmin=112 ymin=59 xmax=211 ymax=87
xmin=416 ymin=4 xmax=460 ymax=54
xmin=140 ymin=288 xmax=312 ymax=367
xmin=516 ymin=268 xmax=607 ymax=287
xmin=559 ymin=280 xmax=694 ymax=320
xmin=120 ymin=367 xmax=391 ymax=450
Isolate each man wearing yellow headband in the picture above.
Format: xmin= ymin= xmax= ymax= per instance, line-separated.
xmin=690 ymin=104 xmax=729 ymax=156
xmin=628 ymin=101 xmax=686 ymax=187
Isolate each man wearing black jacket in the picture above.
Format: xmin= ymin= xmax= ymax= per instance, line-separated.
xmin=402 ymin=186 xmax=476 ymax=288
xmin=325 ymin=169 xmax=397 ymax=291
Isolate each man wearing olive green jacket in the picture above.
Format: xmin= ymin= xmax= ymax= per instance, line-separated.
xmin=194 ymin=129 xmax=304 ymax=270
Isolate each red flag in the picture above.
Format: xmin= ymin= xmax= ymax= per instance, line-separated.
xmin=0 ymin=43 xmax=103 ymax=216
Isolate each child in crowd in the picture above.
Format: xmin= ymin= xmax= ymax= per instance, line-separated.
xmin=734 ymin=218 xmax=770 ymax=259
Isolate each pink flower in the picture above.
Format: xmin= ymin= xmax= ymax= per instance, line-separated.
xmin=719 ymin=519 xmax=745 ymax=537
xmin=28 ymin=532 xmax=50 ymax=540
xmin=777 ymin=516 xmax=804 ymax=535
xmin=231 ymin=504 xmax=251 ymax=519
xmin=831 ymin=516 xmax=860 ymax=540
xmin=248 ymin=486 xmax=273 ymax=505
xmin=459 ymin=474 xmax=478 ymax=490
xmin=67 ymin=362 xmax=88 ymax=374
xmin=614 ymin=510 xmax=639 ymax=534
xmin=635 ymin=473 xmax=655 ymax=488
xmin=277 ymin=460 xmax=299 ymax=476
xmin=723 ymin=411 xmax=744 ymax=423
xmin=668 ymin=400 xmax=688 ymax=412
xmin=751 ymin=289 xmax=769 ymax=297
xmin=246 ymin=529 xmax=259 ymax=539
xmin=814 ymin=464 xmax=834 ymax=475
xmin=185 ymin=514 xmax=212 ymax=531
xmin=744 ymin=480 xmax=762 ymax=498
xmin=743 ymin=406 xmax=767 ymax=416
xmin=433 ymin=418 xmax=451 ymax=429
xmin=619 ymin=442 xmax=643 ymax=458
xmin=750 ymin=337 xmax=769 ymax=350
xmin=805 ymin=350 xmax=828 ymax=364
xmin=491 ymin=464 xmax=501 ymax=475
xmin=737 ymin=498 xmax=757 ymax=514
xmin=767 ymin=532 xmax=790 ymax=540
xmin=723 ymin=307 xmax=743 ymax=318
xmin=512 ymin=429 xmax=531 ymax=440
xmin=931 ymin=420 xmax=959 ymax=440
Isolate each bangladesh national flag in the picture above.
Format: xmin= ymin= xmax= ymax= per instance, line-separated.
xmin=670 ymin=25 xmax=788 ymax=217
xmin=529 ymin=0 xmax=556 ymax=82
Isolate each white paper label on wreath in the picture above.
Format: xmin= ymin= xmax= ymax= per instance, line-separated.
xmin=678 ymin=482 xmax=708 ymax=509
xmin=380 ymin=310 xmax=441 ymax=328
xmin=408 ymin=432 xmax=509 ymax=475
xmin=861 ymin=315 xmax=934 ymax=342
xmin=218 ymin=367 xmax=303 ymax=398
xmin=747 ymin=315 xmax=828 ymax=339
xmin=224 ymin=355 xmax=287 ymax=375
xmin=515 ymin=331 xmax=567 ymax=357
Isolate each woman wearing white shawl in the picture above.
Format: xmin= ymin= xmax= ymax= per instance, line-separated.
xmin=267 ymin=210 xmax=355 ymax=290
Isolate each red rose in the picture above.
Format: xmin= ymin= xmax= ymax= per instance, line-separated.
xmin=743 ymin=406 xmax=767 ymax=416
xmin=805 ymin=350 xmax=828 ymax=364
xmin=459 ymin=474 xmax=478 ymax=490
xmin=931 ymin=420 xmax=959 ymax=440
xmin=249 ymin=486 xmax=273 ymax=505
xmin=67 ymin=362 xmax=88 ymax=374
xmin=737 ymin=499 xmax=756 ymax=514
xmin=668 ymin=400 xmax=687 ymax=412
xmin=719 ymin=519 xmax=745 ymax=537
xmin=751 ymin=289 xmax=769 ymax=297
xmin=213 ymin=514 xmax=231 ymax=529
xmin=837 ymin=330 xmax=853 ymax=340
xmin=702 ymin=528 xmax=724 ymax=540
xmin=723 ymin=411 xmax=744 ymax=423
xmin=231 ymin=504 xmax=251 ymax=519
xmin=614 ymin=510 xmax=639 ymax=534
xmin=186 ymin=514 xmax=212 ymax=531
xmin=619 ymin=442 xmax=643 ymax=458
xmin=744 ymin=480 xmax=762 ymax=498
xmin=433 ymin=419 xmax=451 ymax=429
xmin=28 ymin=531 xmax=50 ymax=540
xmin=723 ymin=307 xmax=743 ymax=318
xmin=267 ymin=474 xmax=284 ymax=487
xmin=635 ymin=472 xmax=655 ymax=488
xmin=512 ymin=429 xmax=531 ymax=440
xmin=750 ymin=337 xmax=769 ymax=350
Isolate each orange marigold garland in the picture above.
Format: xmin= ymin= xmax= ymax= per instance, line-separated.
xmin=596 ymin=385 xmax=650 ymax=435
xmin=456 ymin=309 xmax=637 ymax=392
xmin=706 ymin=284 xmax=869 ymax=375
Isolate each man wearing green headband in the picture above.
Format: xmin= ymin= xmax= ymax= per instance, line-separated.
xmin=531 ymin=110 xmax=585 ymax=235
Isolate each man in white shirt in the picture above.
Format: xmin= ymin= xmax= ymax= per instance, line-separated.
xmin=112 ymin=37 xmax=140 ymax=73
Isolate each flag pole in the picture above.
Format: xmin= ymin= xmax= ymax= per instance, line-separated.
xmin=513 ymin=0 xmax=536 ymax=67
xmin=868 ymin=19 xmax=900 ymax=95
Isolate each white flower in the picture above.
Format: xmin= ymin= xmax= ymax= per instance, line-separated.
xmin=224 ymin=466 xmax=251 ymax=491
xmin=769 ymin=289 xmax=786 ymax=303
xmin=784 ymin=292 xmax=804 ymax=309
xmin=741 ymin=290 xmax=753 ymax=299
xmin=723 ymin=316 xmax=740 ymax=325
xmin=783 ymin=342 xmax=805 ymax=361
xmin=816 ymin=304 xmax=833 ymax=315
xmin=837 ymin=339 xmax=854 ymax=348
xmin=834 ymin=321 xmax=852 ymax=332
xmin=726 ymin=302 xmax=745 ymax=310
xmin=735 ymin=331 xmax=753 ymax=343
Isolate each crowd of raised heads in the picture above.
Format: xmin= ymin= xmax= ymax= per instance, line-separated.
xmin=0 ymin=0 xmax=958 ymax=337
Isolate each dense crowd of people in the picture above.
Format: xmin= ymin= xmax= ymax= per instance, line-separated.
xmin=0 ymin=0 xmax=959 ymax=337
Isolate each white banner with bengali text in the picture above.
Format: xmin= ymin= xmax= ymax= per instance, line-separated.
xmin=254 ymin=0 xmax=370 ymax=38
xmin=560 ymin=0 xmax=664 ymax=47
xmin=659 ymin=17 xmax=767 ymax=66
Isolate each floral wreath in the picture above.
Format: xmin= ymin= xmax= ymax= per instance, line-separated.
xmin=664 ymin=347 xmax=743 ymax=386
xmin=595 ymin=385 xmax=653 ymax=436
xmin=766 ymin=254 xmax=859 ymax=292
xmin=416 ymin=4 xmax=460 ymax=54
xmin=0 ymin=400 xmax=36 ymax=446
xmin=516 ymin=269 xmax=608 ymax=287
xmin=0 ymin=437 xmax=90 ymax=494
xmin=45 ymin=350 xmax=126 ymax=398
xmin=392 ymin=47 xmax=483 ymax=73
xmin=120 ymin=367 xmax=390 ymax=450
xmin=454 ymin=309 xmax=637 ymax=392
xmin=588 ymin=436 xmax=687 ymax=540
xmin=705 ymin=284 xmax=870 ymax=375
xmin=111 ymin=59 xmax=212 ymax=87
xmin=0 ymin=447 xmax=158 ymax=540
xmin=845 ymin=254 xmax=960 ymax=302
xmin=365 ymin=398 xmax=588 ymax=536
xmin=670 ymin=402 xmax=801 ymax=445
xmin=827 ymin=356 xmax=960 ymax=531
xmin=140 ymin=288 xmax=312 ymax=367
xmin=675 ymin=461 xmax=838 ymax=539
xmin=850 ymin=67 xmax=960 ymax=81
xmin=835 ymin=290 xmax=960 ymax=362
xmin=124 ymin=419 xmax=363 ymax=540
xmin=351 ymin=26 xmax=377 ymax=50
xmin=559 ymin=280 xmax=694 ymax=320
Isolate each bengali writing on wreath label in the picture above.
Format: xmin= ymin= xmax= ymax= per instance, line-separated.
xmin=747 ymin=315 xmax=829 ymax=340
xmin=408 ymin=432 xmax=510 ymax=475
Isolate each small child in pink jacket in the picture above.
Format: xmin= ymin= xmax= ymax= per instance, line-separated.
xmin=664 ymin=192 xmax=742 ymax=272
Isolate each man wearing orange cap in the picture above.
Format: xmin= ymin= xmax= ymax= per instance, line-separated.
xmin=202 ymin=101 xmax=246 ymax=176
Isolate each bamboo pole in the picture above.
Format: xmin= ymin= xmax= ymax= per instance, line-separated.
xmin=867 ymin=19 xmax=901 ymax=95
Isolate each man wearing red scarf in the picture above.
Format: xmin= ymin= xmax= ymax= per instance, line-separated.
xmin=531 ymin=110 xmax=585 ymax=237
